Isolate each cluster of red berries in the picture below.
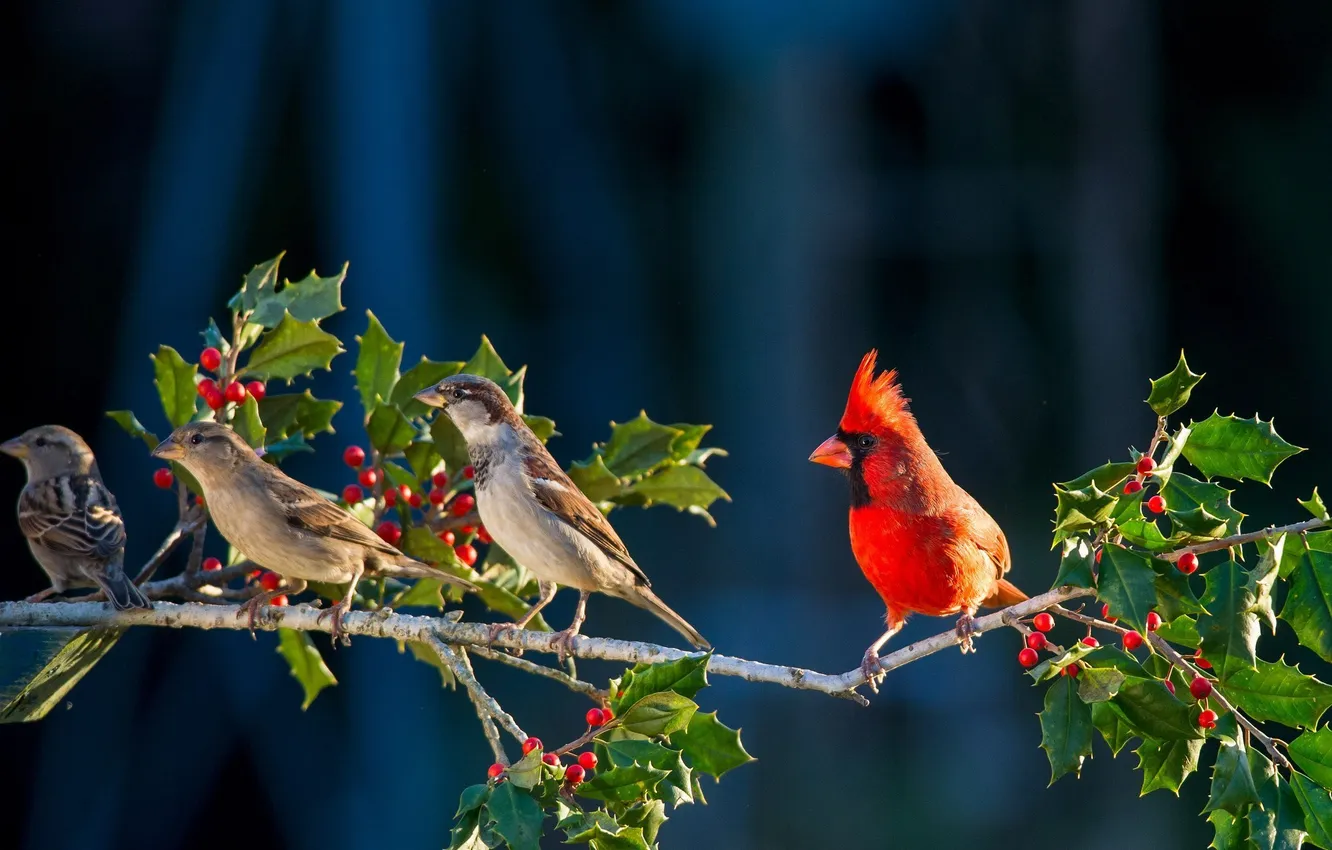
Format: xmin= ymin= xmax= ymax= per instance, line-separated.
xmin=196 ymin=348 xmax=264 ymax=411
xmin=1018 ymin=605 xmax=1164 ymax=669
xmin=1119 ymin=456 xmax=1170 ymax=515
xmin=488 ymin=729 xmax=606 ymax=788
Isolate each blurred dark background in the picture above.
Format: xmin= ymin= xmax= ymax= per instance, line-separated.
xmin=5 ymin=2 xmax=1331 ymax=848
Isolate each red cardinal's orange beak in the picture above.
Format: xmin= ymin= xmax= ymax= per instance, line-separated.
xmin=809 ymin=434 xmax=852 ymax=469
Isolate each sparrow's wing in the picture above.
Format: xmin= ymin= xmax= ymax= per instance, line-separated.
xmin=522 ymin=450 xmax=652 ymax=586
xmin=18 ymin=475 xmax=126 ymax=561
xmin=267 ymin=474 xmax=405 ymax=558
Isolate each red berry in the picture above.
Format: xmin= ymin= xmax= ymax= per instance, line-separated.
xmin=477 ymin=526 xmax=493 ymax=544
xmin=586 ymin=708 xmax=605 ymax=727
xmin=358 ymin=468 xmax=379 ymax=488
xmin=542 ymin=752 xmax=560 ymax=766
xmin=451 ymin=493 xmax=476 ymax=516
xmin=202 ymin=557 xmax=222 ymax=572
xmin=1026 ymin=633 xmax=1046 ymax=651
xmin=153 ymin=468 xmax=175 ymax=489
xmin=433 ymin=471 xmax=449 ymax=488
xmin=196 ymin=378 xmax=218 ymax=398
xmin=1196 ymin=653 xmax=1213 ymax=670
xmin=271 ymin=594 xmax=289 ymax=607
xmin=455 ymin=544 xmax=478 ymax=567
xmin=245 ymin=381 xmax=266 ymax=401
xmin=377 ymin=521 xmax=402 ymax=546
xmin=1146 ymin=611 xmax=1163 ymax=632
xmin=408 ymin=492 xmax=423 ymax=509
xmin=259 ymin=571 xmax=282 ymax=592
xmin=224 ymin=382 xmax=247 ymax=404
xmin=200 ymin=347 xmax=222 ymax=372
xmin=601 ymin=707 xmax=614 ymax=722
xmin=1123 ymin=630 xmax=1144 ymax=651
xmin=487 ymin=763 xmax=505 ymax=780
xmin=463 ymin=465 xmax=476 ymax=480
xmin=1063 ymin=663 xmax=1080 ymax=678
xmin=564 ymin=764 xmax=585 ymax=785
xmin=1146 ymin=494 xmax=1166 ymax=514
xmin=1033 ymin=612 xmax=1055 ymax=632
xmin=1018 ymin=648 xmax=1039 ymax=667
xmin=1177 ymin=552 xmax=1199 ymax=574
xmin=578 ymin=752 xmax=598 ymax=771
xmin=1101 ymin=604 xmax=1116 ymax=623
xmin=1198 ymin=709 xmax=1218 ymax=729
xmin=1123 ymin=479 xmax=1143 ymax=495
xmin=1190 ymin=675 xmax=1213 ymax=700
xmin=383 ymin=488 xmax=397 ymax=507
xmin=1165 ymin=680 xmax=1176 ymax=696
xmin=398 ymin=484 xmax=412 ymax=500
xmin=522 ymin=737 xmax=542 ymax=755
xmin=1137 ymin=456 xmax=1157 ymax=476
xmin=429 ymin=488 xmax=446 ymax=506
xmin=204 ymin=388 xmax=225 ymax=410
xmin=1096 ymin=548 xmax=1103 ymax=564
xmin=343 ymin=446 xmax=366 ymax=468
xmin=342 ymin=484 xmax=364 ymax=504
xmin=460 ymin=525 xmax=477 ymax=535
xmin=1081 ymin=636 xmax=1099 ymax=648
xmin=438 ymin=531 xmax=456 ymax=546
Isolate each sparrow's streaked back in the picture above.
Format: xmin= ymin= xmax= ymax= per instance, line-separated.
xmin=152 ymin=421 xmax=474 ymax=639
xmin=415 ymin=374 xmax=709 ymax=656
xmin=2 ymin=425 xmax=150 ymax=610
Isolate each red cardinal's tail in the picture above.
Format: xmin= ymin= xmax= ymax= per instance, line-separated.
xmin=983 ymin=578 xmax=1028 ymax=608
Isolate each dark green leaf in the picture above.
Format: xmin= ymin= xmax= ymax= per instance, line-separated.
xmin=521 ymin=415 xmax=558 ymax=443
xmin=1300 ymin=488 xmax=1330 ymax=522
xmin=202 ymin=317 xmax=231 ymax=355
xmin=1061 ymin=461 xmax=1137 ymax=492
xmin=1199 ymin=559 xmax=1260 ymax=680
xmin=1291 ymin=729 xmax=1332 ymax=789
xmin=257 ymin=391 xmax=341 ymax=439
xmin=603 ymin=739 xmax=693 ymax=807
xmin=1112 ymin=676 xmax=1201 ymax=741
xmin=391 ymin=579 xmax=445 ymax=611
xmin=1091 ymin=701 xmax=1136 ymax=756
xmin=1221 ymin=658 xmax=1332 ymax=730
xmin=392 ymin=357 xmax=463 ymax=419
xmin=1052 ymin=538 xmax=1096 ymax=589
xmin=235 ymin=253 xmax=283 ymax=313
xmin=354 ymin=311 xmax=403 ymax=412
xmin=1084 ymin=646 xmax=1150 ymax=678
xmin=241 ymin=313 xmax=344 ymax=382
xmin=576 ymin=764 xmax=669 ymax=804
xmin=1291 ymin=772 xmax=1332 ymax=849
xmin=570 ymin=455 xmax=626 ymax=503
xmin=105 ymin=411 xmax=159 ymax=452
xmin=1136 ymin=736 xmax=1203 ymax=796
xmin=612 ymin=655 xmax=710 ymax=712
xmin=670 ymin=710 xmax=755 ymax=780
xmin=1206 ymin=739 xmax=1262 ymax=814
xmin=1208 ymin=811 xmax=1247 ymax=850
xmin=1249 ymin=534 xmax=1284 ymax=634
xmin=570 ymin=823 xmax=651 ymax=850
xmin=1147 ymin=351 xmax=1205 ymax=416
xmin=1282 ymin=551 xmax=1332 ymax=663
xmin=601 ymin=413 xmax=685 ymax=478
xmin=1077 ymin=666 xmax=1126 ymax=703
xmin=1156 ymin=614 xmax=1201 ymax=648
xmin=1040 ymin=676 xmax=1093 ymax=784
xmin=617 ymin=800 xmax=668 ymax=845
xmin=1182 ymin=412 xmax=1304 ymax=485
xmin=430 ymin=415 xmax=471 ymax=476
xmin=1171 ymin=505 xmax=1231 ymax=541
xmin=365 ymin=403 xmax=417 ymax=455
xmin=249 ymin=263 xmax=346 ymax=328
xmin=1028 ymin=641 xmax=1101 ymax=682
xmin=151 ymin=345 xmax=199 ymax=428
xmin=1251 ymin=760 xmax=1307 ymax=850
xmin=1155 ymin=564 xmax=1205 ymax=621
xmin=403 ymin=440 xmax=443 ymax=482
xmin=232 ymin=396 xmax=266 ymax=449
xmin=1163 ymin=473 xmax=1246 ymax=535
xmin=625 ymin=465 xmax=730 ymax=515
xmin=460 ymin=336 xmax=523 ymax=406
xmin=0 ymin=627 xmax=124 ymax=722
xmin=1052 ymin=483 xmax=1118 ymax=541
xmin=503 ymin=749 xmax=544 ymax=791
xmin=276 ymin=628 xmax=337 ymax=710
xmin=1118 ymin=518 xmax=1177 ymax=551
xmin=486 ymin=783 xmax=543 ymax=850
xmin=380 ymin=460 xmax=420 ymax=493
xmin=455 ymin=783 xmax=490 ymax=818
xmin=1281 ymin=531 xmax=1332 ymax=580
xmin=620 ymin=691 xmax=697 ymax=737
xmin=1098 ymin=546 xmax=1158 ymax=631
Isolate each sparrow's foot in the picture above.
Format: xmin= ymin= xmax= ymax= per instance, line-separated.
xmin=955 ymin=612 xmax=979 ymax=654
xmin=316 ymin=602 xmax=352 ymax=647
xmin=550 ymin=627 xmax=582 ymax=665
xmin=485 ymin=621 xmax=524 ymax=655
xmin=236 ymin=595 xmax=268 ymax=636
xmin=861 ymin=648 xmax=886 ymax=694
xmin=23 ymin=587 xmax=61 ymax=604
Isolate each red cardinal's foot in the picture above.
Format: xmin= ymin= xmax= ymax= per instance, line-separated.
xmin=861 ymin=648 xmax=886 ymax=693
xmin=955 ymin=612 xmax=979 ymax=654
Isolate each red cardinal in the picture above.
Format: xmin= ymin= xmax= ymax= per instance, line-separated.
xmin=810 ymin=351 xmax=1026 ymax=690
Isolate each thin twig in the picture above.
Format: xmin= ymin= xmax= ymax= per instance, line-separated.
xmin=1159 ymin=518 xmax=1327 ymax=562
xmin=132 ymin=517 xmax=204 ymax=585
xmin=426 ymin=635 xmax=527 ymax=744
xmin=469 ymin=645 xmax=605 ymax=701
xmin=183 ymin=522 xmax=208 ymax=579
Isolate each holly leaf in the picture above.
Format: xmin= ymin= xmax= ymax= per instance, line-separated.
xmin=1147 ymin=351 xmax=1205 ymax=417
xmin=1136 ymin=736 xmax=1204 ymax=796
xmin=1110 ymin=676 xmax=1201 ymax=741
xmin=258 ymin=391 xmax=341 ymax=440
xmin=1208 ymin=811 xmax=1246 ymax=850
xmin=1052 ymin=538 xmax=1096 ymax=589
xmin=1291 ymin=772 xmax=1332 ymax=849
xmin=462 ymin=336 xmax=523 ymax=407
xmin=617 ymin=800 xmax=668 ymax=845
xmin=1155 ymin=614 xmax=1201 ymax=648
xmin=0 ymin=627 xmax=124 ymax=722
xmin=576 ymin=765 xmax=670 ymax=804
xmin=521 ymin=415 xmax=558 ymax=444
xmin=249 ymin=263 xmax=346 ymax=328
xmin=354 ymin=311 xmax=403 ymax=413
xmin=105 ymin=411 xmax=159 ymax=452
xmin=570 ymin=455 xmax=626 ymax=503
xmin=234 ymin=253 xmax=283 ymax=313
xmin=620 ymin=692 xmax=697 ymax=737
xmin=1249 ymin=534 xmax=1284 ymax=634
xmin=275 ymin=628 xmax=337 ymax=710
xmin=1170 ymin=506 xmax=1230 ymax=541
xmin=1077 ymin=666 xmax=1126 ymax=703
xmin=1281 ymin=531 xmax=1332 ymax=580
xmin=1091 ymin=701 xmax=1136 ymax=757
xmin=1097 ymin=546 xmax=1158 ymax=631
xmin=151 ymin=345 xmax=199 ymax=428
xmin=1028 ymin=641 xmax=1100 ymax=682
xmin=232 ymin=395 xmax=266 ymax=449
xmin=241 ymin=313 xmax=344 ymax=382
xmin=625 ymin=466 xmax=730 ymax=516
xmin=1222 ymin=657 xmax=1332 ymax=730
xmin=391 ymin=357 xmax=463 ymax=419
xmin=1250 ymin=757 xmax=1308 ymax=850
xmin=1040 ymin=675 xmax=1093 ymax=784
xmin=1198 ymin=559 xmax=1260 ymax=680
xmin=1205 ymin=738 xmax=1263 ymax=814
xmin=1279 ymin=550 xmax=1332 ymax=663
xmin=403 ymin=440 xmax=443 ymax=483
xmin=1290 ymin=728 xmax=1332 ymax=789
xmin=601 ymin=413 xmax=685 ymax=478
xmin=670 ymin=710 xmax=755 ymax=780
xmin=1061 ymin=461 xmax=1137 ymax=493
xmin=1162 ymin=473 xmax=1245 ymax=535
xmin=1301 ymin=488 xmax=1331 ymax=522
xmin=1154 ymin=564 xmax=1205 ymax=622
xmin=486 ymin=783 xmax=543 ymax=850
xmin=1182 ymin=412 xmax=1304 ymax=485
xmin=1053 ymin=482 xmax=1118 ymax=544
xmin=366 ymin=403 xmax=417 ymax=456
xmin=603 ymin=739 xmax=694 ymax=807
xmin=612 ymin=655 xmax=710 ymax=712
xmin=429 ymin=415 xmax=471 ymax=477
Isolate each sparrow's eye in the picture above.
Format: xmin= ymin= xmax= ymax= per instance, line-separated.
xmin=190 ymin=434 xmax=204 ymax=446
xmin=857 ymin=434 xmax=876 ymax=451
xmin=450 ymin=387 xmax=465 ymax=400
xmin=33 ymin=437 xmax=47 ymax=448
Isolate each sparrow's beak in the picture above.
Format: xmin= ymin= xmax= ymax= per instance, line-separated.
xmin=413 ymin=387 xmax=446 ymax=409
xmin=809 ymin=434 xmax=852 ymax=469
xmin=0 ymin=437 xmax=26 ymax=459
xmin=151 ymin=439 xmax=185 ymax=461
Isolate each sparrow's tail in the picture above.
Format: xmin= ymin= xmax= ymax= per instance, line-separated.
xmin=621 ymin=585 xmax=711 ymax=650
xmin=982 ymin=578 xmax=1028 ymax=609
xmin=92 ymin=567 xmax=152 ymax=611
xmin=377 ymin=555 xmax=480 ymax=594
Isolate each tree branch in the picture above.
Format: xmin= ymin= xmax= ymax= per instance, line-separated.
xmin=1158 ymin=517 xmax=1326 ymax=562
xmin=425 ymin=635 xmax=524 ymax=763
xmin=469 ymin=645 xmax=605 ymax=701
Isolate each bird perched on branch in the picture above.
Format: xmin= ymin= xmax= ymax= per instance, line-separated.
xmin=810 ymin=351 xmax=1026 ymax=691
xmin=415 ymin=374 xmax=710 ymax=659
xmin=2 ymin=425 xmax=150 ymax=610
xmin=152 ymin=421 xmax=474 ymax=641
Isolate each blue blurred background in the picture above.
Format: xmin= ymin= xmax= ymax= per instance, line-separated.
xmin=5 ymin=2 xmax=1331 ymax=848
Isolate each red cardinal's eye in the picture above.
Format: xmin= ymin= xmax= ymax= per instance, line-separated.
xmin=857 ymin=435 xmax=876 ymax=450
